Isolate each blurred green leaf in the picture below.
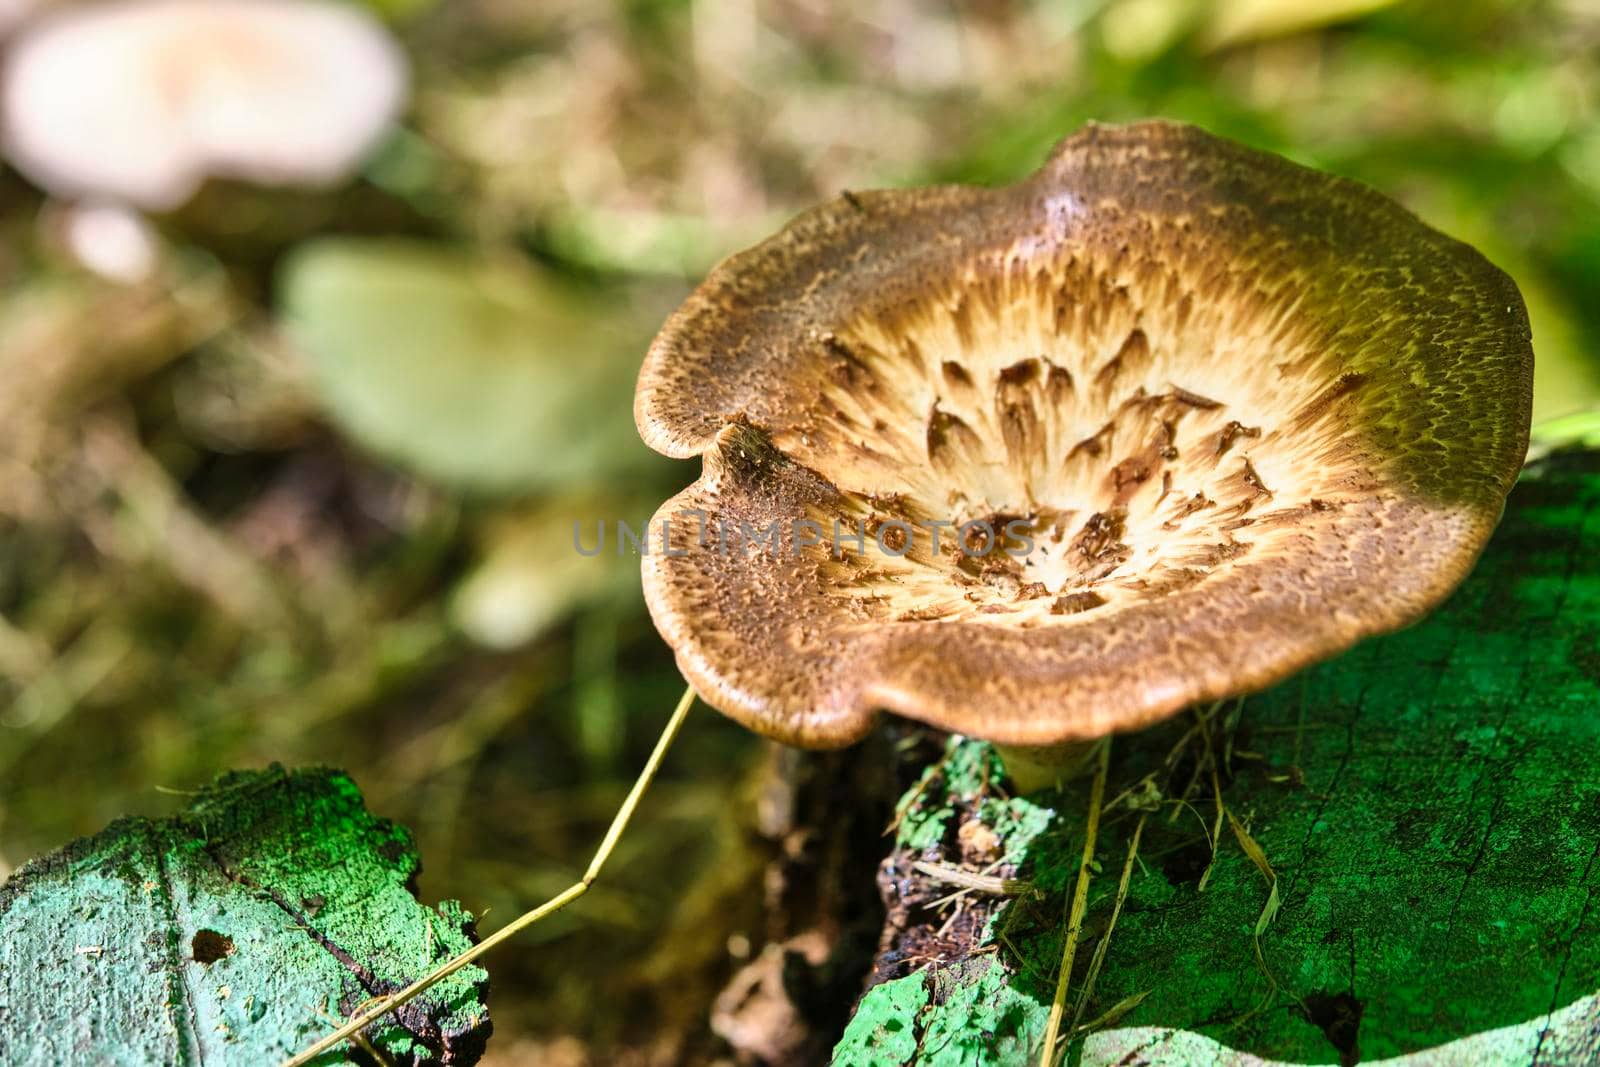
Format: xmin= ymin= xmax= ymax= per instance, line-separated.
xmin=1200 ymin=0 xmax=1401 ymax=49
xmin=280 ymin=239 xmax=654 ymax=496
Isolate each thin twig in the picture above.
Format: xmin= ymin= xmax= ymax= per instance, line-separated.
xmin=1069 ymin=811 xmax=1146 ymax=1035
xmin=913 ymin=860 xmax=1034 ymax=898
xmin=1039 ymin=739 xmax=1110 ymax=1067
xmin=278 ymin=684 xmax=697 ymax=1067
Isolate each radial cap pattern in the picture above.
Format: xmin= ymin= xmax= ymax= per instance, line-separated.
xmin=635 ymin=120 xmax=1533 ymax=748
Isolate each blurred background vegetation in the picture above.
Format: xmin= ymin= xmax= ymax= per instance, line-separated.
xmin=0 ymin=0 xmax=1596 ymax=1063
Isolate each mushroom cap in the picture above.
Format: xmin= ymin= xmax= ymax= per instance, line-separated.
xmin=0 ymin=0 xmax=407 ymax=210
xmin=636 ymin=120 xmax=1533 ymax=749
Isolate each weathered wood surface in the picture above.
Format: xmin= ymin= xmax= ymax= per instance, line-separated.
xmin=0 ymin=766 xmax=489 ymax=1065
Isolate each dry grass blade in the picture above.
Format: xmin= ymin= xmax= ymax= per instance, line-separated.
xmin=1227 ymin=810 xmax=1278 ymax=901
xmin=912 ymin=860 xmax=1034 ymax=898
xmin=1069 ymin=811 xmax=1147 ymax=1035
xmin=885 ymin=745 xmax=952 ymax=836
xmin=1227 ymin=809 xmax=1283 ymax=1011
xmin=314 ymin=1002 xmax=394 ymax=1067
xmin=1195 ymin=710 xmax=1226 ymax=892
xmin=1069 ymin=989 xmax=1152 ymax=1038
xmin=277 ymin=684 xmax=697 ymax=1067
xmin=1038 ymin=739 xmax=1111 ymax=1067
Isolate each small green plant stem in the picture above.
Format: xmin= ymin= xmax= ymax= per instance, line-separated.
xmin=278 ymin=683 xmax=697 ymax=1067
xmin=1039 ymin=738 xmax=1111 ymax=1067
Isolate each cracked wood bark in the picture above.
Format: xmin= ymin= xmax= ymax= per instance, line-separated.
xmin=0 ymin=765 xmax=489 ymax=1066
xmin=835 ymin=450 xmax=1600 ymax=1066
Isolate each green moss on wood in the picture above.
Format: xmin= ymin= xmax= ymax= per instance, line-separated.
xmin=0 ymin=765 xmax=488 ymax=1065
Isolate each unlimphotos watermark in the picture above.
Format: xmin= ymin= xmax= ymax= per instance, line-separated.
xmin=574 ymin=512 xmax=1037 ymax=560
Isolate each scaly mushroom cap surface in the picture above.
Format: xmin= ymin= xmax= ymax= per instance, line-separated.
xmin=636 ymin=121 xmax=1533 ymax=749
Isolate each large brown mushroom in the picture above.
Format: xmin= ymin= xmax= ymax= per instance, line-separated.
xmin=635 ymin=120 xmax=1532 ymax=788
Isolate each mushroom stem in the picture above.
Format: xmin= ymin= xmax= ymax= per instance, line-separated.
xmin=994 ymin=738 xmax=1107 ymax=793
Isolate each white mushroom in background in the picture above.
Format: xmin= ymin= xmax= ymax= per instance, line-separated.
xmin=0 ymin=0 xmax=409 ymax=210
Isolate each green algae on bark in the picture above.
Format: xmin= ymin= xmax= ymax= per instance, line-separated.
xmin=836 ymin=450 xmax=1600 ymax=1066
xmin=0 ymin=765 xmax=488 ymax=1065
